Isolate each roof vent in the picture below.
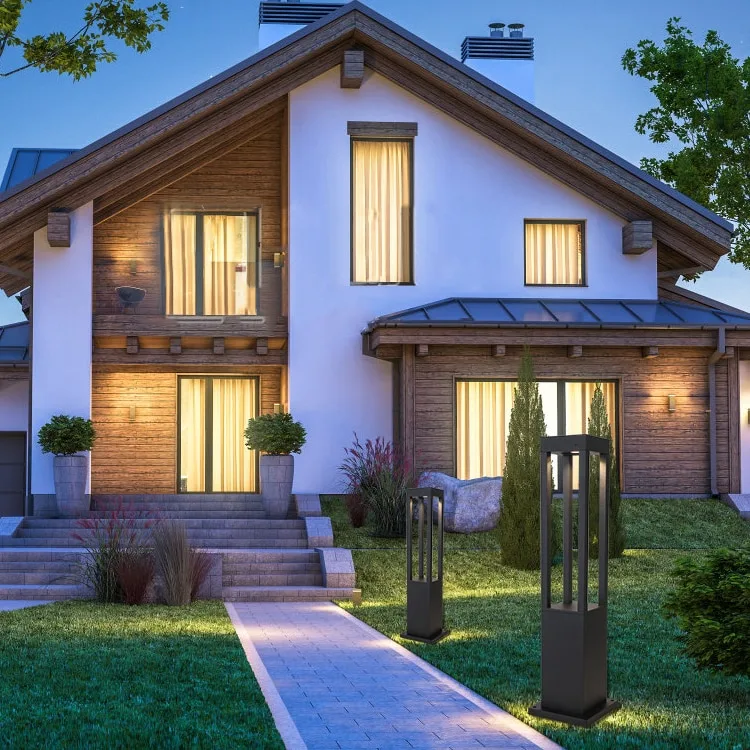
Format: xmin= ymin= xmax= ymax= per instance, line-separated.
xmin=508 ymin=23 xmax=525 ymax=39
xmin=258 ymin=1 xmax=342 ymax=26
xmin=489 ymin=22 xmax=505 ymax=39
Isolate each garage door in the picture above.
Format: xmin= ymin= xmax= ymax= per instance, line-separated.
xmin=0 ymin=433 xmax=25 ymax=516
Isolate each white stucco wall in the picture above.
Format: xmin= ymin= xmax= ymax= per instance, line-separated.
xmin=465 ymin=58 xmax=535 ymax=103
xmin=30 ymin=203 xmax=94 ymax=496
xmin=740 ymin=361 xmax=750 ymax=494
xmin=0 ymin=380 xmax=28 ymax=432
xmin=288 ymin=69 xmax=658 ymax=493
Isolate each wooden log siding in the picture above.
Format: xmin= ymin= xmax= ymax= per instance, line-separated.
xmin=410 ymin=345 xmax=735 ymax=495
xmin=91 ymin=367 xmax=283 ymax=495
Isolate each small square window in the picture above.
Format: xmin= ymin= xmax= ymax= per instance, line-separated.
xmin=525 ymin=220 xmax=585 ymax=286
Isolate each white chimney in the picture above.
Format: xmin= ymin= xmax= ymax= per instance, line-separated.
xmin=461 ymin=22 xmax=535 ymax=103
xmin=258 ymin=1 xmax=343 ymax=51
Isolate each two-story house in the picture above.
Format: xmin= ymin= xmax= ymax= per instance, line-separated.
xmin=1 ymin=0 xmax=750 ymax=519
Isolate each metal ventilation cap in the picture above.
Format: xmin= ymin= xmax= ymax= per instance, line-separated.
xmin=258 ymin=1 xmax=342 ymax=25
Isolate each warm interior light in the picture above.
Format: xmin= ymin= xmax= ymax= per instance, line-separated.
xmin=273 ymin=403 xmax=283 ymax=414
xmin=273 ymin=252 xmax=285 ymax=269
xmin=667 ymin=395 xmax=676 ymax=413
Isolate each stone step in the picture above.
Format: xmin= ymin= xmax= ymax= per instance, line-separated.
xmin=222 ymin=585 xmax=354 ymax=602
xmin=222 ymin=561 xmax=320 ymax=574
xmin=0 ymin=584 xmax=88 ymax=601
xmin=88 ymin=510 xmax=267 ymax=520
xmin=223 ymin=573 xmax=324 ymax=587
xmin=23 ymin=518 xmax=305 ymax=530
xmin=0 ymin=537 xmax=310 ymax=548
xmin=220 ymin=549 xmax=319 ymax=563
xmin=0 ymin=571 xmax=79 ymax=585
xmin=19 ymin=527 xmax=306 ymax=539
xmin=0 ymin=560 xmax=79 ymax=572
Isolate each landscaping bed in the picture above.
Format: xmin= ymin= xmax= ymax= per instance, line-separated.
xmin=334 ymin=497 xmax=750 ymax=750
xmin=0 ymin=601 xmax=283 ymax=749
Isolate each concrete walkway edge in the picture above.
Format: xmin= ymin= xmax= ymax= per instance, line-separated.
xmin=332 ymin=604 xmax=560 ymax=750
xmin=226 ymin=602 xmax=307 ymax=750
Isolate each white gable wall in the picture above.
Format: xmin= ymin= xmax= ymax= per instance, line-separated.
xmin=288 ymin=69 xmax=657 ymax=493
xmin=0 ymin=380 xmax=28 ymax=432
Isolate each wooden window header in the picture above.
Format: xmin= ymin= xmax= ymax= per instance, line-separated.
xmin=347 ymin=121 xmax=418 ymax=138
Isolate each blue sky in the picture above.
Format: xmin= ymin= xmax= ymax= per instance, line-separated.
xmin=1 ymin=0 xmax=748 ymax=323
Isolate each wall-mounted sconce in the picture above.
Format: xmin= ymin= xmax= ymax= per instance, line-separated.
xmin=667 ymin=395 xmax=676 ymax=413
xmin=129 ymin=405 xmax=136 ymax=422
xmin=747 ymin=407 xmax=750 ymax=426
xmin=129 ymin=259 xmax=138 ymax=276
xmin=273 ymin=252 xmax=286 ymax=269
xmin=273 ymin=403 xmax=283 ymax=414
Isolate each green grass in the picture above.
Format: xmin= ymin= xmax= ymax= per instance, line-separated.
xmin=337 ymin=498 xmax=750 ymax=749
xmin=0 ymin=601 xmax=283 ymax=749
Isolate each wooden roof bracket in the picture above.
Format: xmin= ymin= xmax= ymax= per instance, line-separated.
xmin=707 ymin=327 xmax=726 ymax=497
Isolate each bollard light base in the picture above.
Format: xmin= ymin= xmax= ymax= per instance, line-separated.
xmin=528 ymin=699 xmax=621 ymax=728
xmin=401 ymin=629 xmax=451 ymax=645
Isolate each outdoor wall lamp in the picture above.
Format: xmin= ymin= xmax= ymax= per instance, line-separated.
xmin=667 ymin=395 xmax=676 ymax=413
xmin=273 ymin=403 xmax=283 ymax=414
xmin=273 ymin=252 xmax=285 ymax=269
xmin=747 ymin=407 xmax=750 ymax=425
xmin=129 ymin=405 xmax=136 ymax=422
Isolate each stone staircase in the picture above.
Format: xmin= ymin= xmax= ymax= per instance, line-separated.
xmin=0 ymin=494 xmax=354 ymax=603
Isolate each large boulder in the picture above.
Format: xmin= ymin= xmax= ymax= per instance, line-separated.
xmin=418 ymin=472 xmax=503 ymax=533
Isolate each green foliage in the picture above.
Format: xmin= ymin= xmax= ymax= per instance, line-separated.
xmin=244 ymin=412 xmax=306 ymax=455
xmin=587 ymin=383 xmax=626 ymax=558
xmin=664 ymin=547 xmax=750 ymax=677
xmin=622 ymin=17 xmax=750 ymax=269
xmin=38 ymin=414 xmax=96 ymax=456
xmin=499 ymin=348 xmax=547 ymax=570
xmin=0 ymin=0 xmax=169 ymax=80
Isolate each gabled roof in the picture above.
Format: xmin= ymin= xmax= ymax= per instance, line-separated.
xmin=0 ymin=321 xmax=30 ymax=362
xmin=364 ymin=297 xmax=750 ymax=332
xmin=0 ymin=1 xmax=734 ymax=294
xmin=0 ymin=149 xmax=76 ymax=193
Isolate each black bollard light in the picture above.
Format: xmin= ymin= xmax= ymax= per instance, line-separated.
xmin=402 ymin=488 xmax=450 ymax=644
xmin=529 ymin=434 xmax=621 ymax=727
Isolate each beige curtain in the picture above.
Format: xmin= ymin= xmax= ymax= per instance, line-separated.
xmin=164 ymin=213 xmax=197 ymax=314
xmin=180 ymin=378 xmax=205 ymax=491
xmin=525 ymin=222 xmax=582 ymax=285
xmin=212 ymin=378 xmax=258 ymax=492
xmin=204 ymin=214 xmax=257 ymax=315
xmin=456 ymin=381 xmax=516 ymax=480
xmin=352 ymin=140 xmax=412 ymax=283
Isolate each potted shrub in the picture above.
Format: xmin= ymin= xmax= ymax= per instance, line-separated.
xmin=244 ymin=412 xmax=306 ymax=519
xmin=38 ymin=414 xmax=96 ymax=518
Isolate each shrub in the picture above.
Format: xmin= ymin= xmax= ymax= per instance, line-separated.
xmin=344 ymin=493 xmax=368 ymax=528
xmin=587 ymin=383 xmax=626 ymax=558
xmin=664 ymin=548 xmax=750 ymax=677
xmin=116 ymin=549 xmax=155 ymax=605
xmin=244 ymin=412 xmax=306 ymax=455
xmin=191 ymin=552 xmax=213 ymax=601
xmin=38 ymin=414 xmax=96 ymax=456
xmin=499 ymin=348 xmax=547 ymax=570
xmin=153 ymin=521 xmax=211 ymax=605
xmin=339 ymin=435 xmax=415 ymax=537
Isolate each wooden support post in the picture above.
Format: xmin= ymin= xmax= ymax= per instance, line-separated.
xmin=415 ymin=343 xmax=429 ymax=357
xmin=256 ymin=337 xmax=268 ymax=356
xmin=724 ymin=346 xmax=736 ymax=360
xmin=567 ymin=345 xmax=583 ymax=358
xmin=491 ymin=344 xmax=506 ymax=357
xmin=400 ymin=344 xmax=416 ymax=472
xmin=642 ymin=346 xmax=659 ymax=359
xmin=340 ymin=49 xmax=364 ymax=88
xmin=126 ymin=336 xmax=139 ymax=355
xmin=622 ymin=220 xmax=653 ymax=255
xmin=47 ymin=210 xmax=71 ymax=248
xmin=213 ymin=337 xmax=225 ymax=355
xmin=169 ymin=337 xmax=182 ymax=355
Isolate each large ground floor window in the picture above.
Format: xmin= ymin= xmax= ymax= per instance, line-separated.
xmin=178 ymin=376 xmax=259 ymax=493
xmin=456 ymin=379 xmax=618 ymax=484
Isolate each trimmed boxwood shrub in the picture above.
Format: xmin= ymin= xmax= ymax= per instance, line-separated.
xmin=664 ymin=547 xmax=750 ymax=677
xmin=244 ymin=412 xmax=306 ymax=455
xmin=38 ymin=414 xmax=96 ymax=456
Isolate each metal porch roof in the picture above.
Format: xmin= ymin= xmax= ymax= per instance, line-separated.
xmin=0 ymin=321 xmax=29 ymax=362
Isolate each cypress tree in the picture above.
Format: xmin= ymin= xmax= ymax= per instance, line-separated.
xmin=500 ymin=348 xmax=547 ymax=570
xmin=587 ymin=383 xmax=626 ymax=558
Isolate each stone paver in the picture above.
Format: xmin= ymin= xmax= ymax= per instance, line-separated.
xmin=227 ymin=601 xmax=559 ymax=750
xmin=0 ymin=600 xmax=53 ymax=611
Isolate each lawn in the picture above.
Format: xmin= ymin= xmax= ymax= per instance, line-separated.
xmin=333 ymin=497 xmax=750 ymax=750
xmin=0 ymin=601 xmax=283 ymax=749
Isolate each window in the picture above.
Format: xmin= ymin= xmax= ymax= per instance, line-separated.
xmin=525 ymin=220 xmax=585 ymax=286
xmin=351 ymin=139 xmax=413 ymax=283
xmin=164 ymin=211 xmax=259 ymax=315
xmin=456 ymin=379 xmax=617 ymax=484
xmin=178 ymin=376 xmax=259 ymax=492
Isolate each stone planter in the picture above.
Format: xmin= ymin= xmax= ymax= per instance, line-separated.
xmin=53 ymin=454 xmax=90 ymax=518
xmin=260 ymin=454 xmax=294 ymax=519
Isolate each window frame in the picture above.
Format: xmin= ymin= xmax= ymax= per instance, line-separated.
xmin=161 ymin=209 xmax=261 ymax=316
xmin=523 ymin=219 xmax=587 ymax=288
xmin=176 ymin=374 xmax=261 ymax=494
xmin=349 ymin=136 xmax=415 ymax=286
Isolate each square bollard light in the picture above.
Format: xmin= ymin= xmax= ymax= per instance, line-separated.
xmin=529 ymin=434 xmax=621 ymax=727
xmin=402 ymin=488 xmax=450 ymax=644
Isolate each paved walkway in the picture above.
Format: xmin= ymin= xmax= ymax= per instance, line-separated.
xmin=0 ymin=601 xmax=52 ymax=612
xmin=227 ymin=602 xmax=559 ymax=750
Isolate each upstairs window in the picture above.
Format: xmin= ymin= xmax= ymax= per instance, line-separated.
xmin=525 ymin=220 xmax=585 ymax=286
xmin=164 ymin=211 xmax=259 ymax=316
xmin=351 ymin=138 xmax=413 ymax=284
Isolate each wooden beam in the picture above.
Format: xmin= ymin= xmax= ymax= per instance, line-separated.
xmin=126 ymin=336 xmax=139 ymax=355
xmin=47 ymin=210 xmax=70 ymax=248
xmin=567 ymin=345 xmax=583 ymax=358
xmin=657 ymin=266 xmax=704 ymax=279
xmin=491 ymin=344 xmax=506 ymax=357
xmin=340 ymin=49 xmax=365 ymax=88
xmin=415 ymin=343 xmax=429 ymax=357
xmin=622 ymin=220 xmax=653 ymax=255
xmin=400 ymin=344 xmax=415 ymax=471
xmin=724 ymin=346 xmax=736 ymax=359
xmin=256 ymin=337 xmax=268 ymax=356
xmin=0 ymin=263 xmax=31 ymax=280
xmin=347 ymin=121 xmax=418 ymax=137
xmin=642 ymin=346 xmax=659 ymax=359
xmin=213 ymin=337 xmax=225 ymax=355
xmin=169 ymin=337 xmax=182 ymax=355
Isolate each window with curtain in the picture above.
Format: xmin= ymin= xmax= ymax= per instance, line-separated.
xmin=351 ymin=139 xmax=412 ymax=283
xmin=164 ymin=211 xmax=258 ymax=315
xmin=525 ymin=220 xmax=584 ymax=286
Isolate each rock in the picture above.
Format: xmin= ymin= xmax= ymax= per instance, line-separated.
xmin=418 ymin=472 xmax=503 ymax=534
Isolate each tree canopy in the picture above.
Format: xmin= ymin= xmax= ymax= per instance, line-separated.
xmin=0 ymin=0 xmax=169 ymax=80
xmin=622 ymin=17 xmax=750 ymax=270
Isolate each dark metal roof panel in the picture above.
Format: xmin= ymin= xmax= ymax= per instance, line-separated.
xmin=259 ymin=2 xmax=343 ymax=25
xmin=1 ymin=148 xmax=76 ymax=192
xmin=0 ymin=321 xmax=29 ymax=361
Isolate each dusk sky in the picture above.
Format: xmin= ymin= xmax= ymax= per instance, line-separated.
xmin=1 ymin=0 xmax=748 ymax=323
